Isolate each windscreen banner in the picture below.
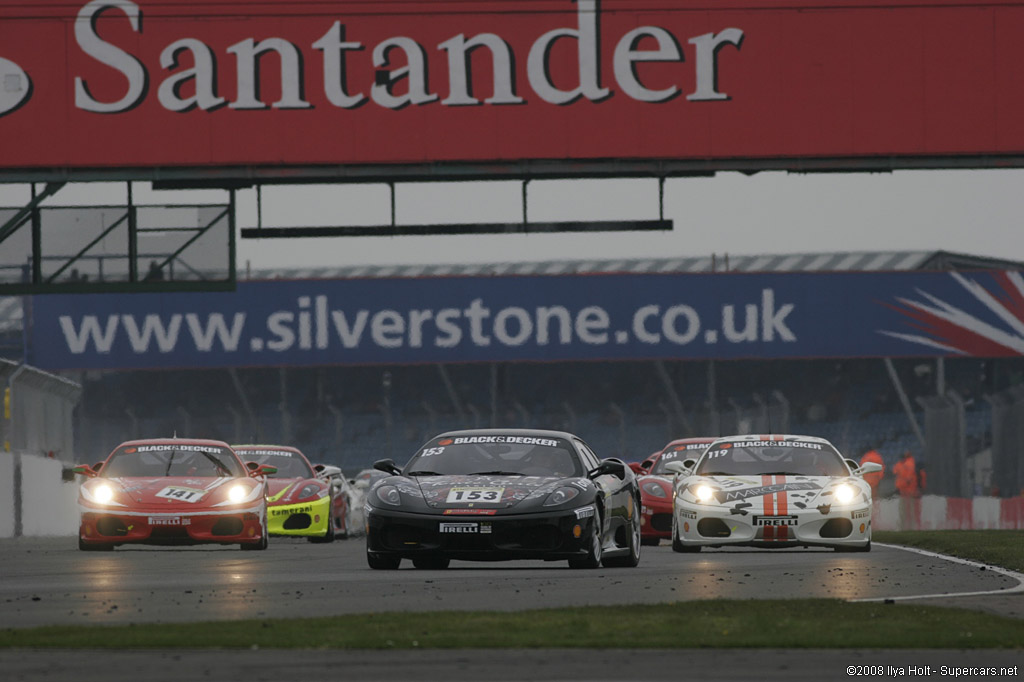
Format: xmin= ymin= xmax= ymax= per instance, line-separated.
xmin=27 ymin=269 xmax=1024 ymax=370
xmin=2 ymin=0 xmax=1024 ymax=171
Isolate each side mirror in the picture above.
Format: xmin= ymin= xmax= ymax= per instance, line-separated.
xmin=664 ymin=461 xmax=691 ymax=476
xmin=246 ymin=461 xmax=277 ymax=477
xmin=628 ymin=462 xmax=645 ymax=475
xmin=857 ymin=462 xmax=883 ymax=476
xmin=588 ymin=459 xmax=626 ymax=480
xmin=72 ymin=464 xmax=99 ymax=478
xmin=373 ymin=458 xmax=402 ymax=476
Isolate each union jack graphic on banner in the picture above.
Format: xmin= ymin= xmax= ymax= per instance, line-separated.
xmin=880 ymin=272 xmax=1024 ymax=356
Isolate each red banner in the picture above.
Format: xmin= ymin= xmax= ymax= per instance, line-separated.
xmin=2 ymin=0 xmax=1024 ymax=172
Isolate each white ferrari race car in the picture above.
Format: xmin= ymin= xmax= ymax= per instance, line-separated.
xmin=665 ymin=434 xmax=882 ymax=552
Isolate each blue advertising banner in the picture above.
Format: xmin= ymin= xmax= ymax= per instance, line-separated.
xmin=27 ymin=269 xmax=1024 ymax=370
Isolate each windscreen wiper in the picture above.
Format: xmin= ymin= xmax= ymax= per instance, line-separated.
xmin=469 ymin=470 xmax=524 ymax=476
xmin=406 ymin=470 xmax=442 ymax=476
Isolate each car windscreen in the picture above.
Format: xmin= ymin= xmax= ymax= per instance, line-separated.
xmin=695 ymin=441 xmax=848 ymax=477
xmin=406 ymin=435 xmax=582 ymax=478
xmin=234 ymin=449 xmax=314 ymax=478
xmin=651 ymin=442 xmax=712 ymax=475
xmin=102 ymin=444 xmax=244 ymax=478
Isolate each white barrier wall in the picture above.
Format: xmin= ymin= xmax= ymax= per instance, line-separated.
xmin=0 ymin=454 xmax=13 ymax=537
xmin=873 ymin=494 xmax=1024 ymax=531
xmin=0 ymin=452 xmax=79 ymax=538
xmin=20 ymin=453 xmax=79 ymax=536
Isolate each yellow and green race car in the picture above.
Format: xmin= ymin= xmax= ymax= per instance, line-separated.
xmin=233 ymin=445 xmax=350 ymax=542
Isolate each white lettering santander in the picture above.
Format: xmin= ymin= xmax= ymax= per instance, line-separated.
xmin=70 ymin=1 xmax=745 ymax=113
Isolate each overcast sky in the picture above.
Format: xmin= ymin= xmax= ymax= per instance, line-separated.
xmin=2 ymin=168 xmax=1022 ymax=271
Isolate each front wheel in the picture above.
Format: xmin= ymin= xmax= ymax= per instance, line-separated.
xmin=78 ymin=537 xmax=113 ymax=551
xmin=835 ymin=541 xmax=871 ymax=553
xmin=568 ymin=517 xmax=603 ymax=569
xmin=603 ymin=497 xmax=641 ymax=568
xmin=308 ymin=515 xmax=336 ymax=544
xmin=367 ymin=551 xmax=401 ymax=569
xmin=671 ymin=514 xmax=700 ymax=553
xmin=241 ymin=532 xmax=268 ymax=551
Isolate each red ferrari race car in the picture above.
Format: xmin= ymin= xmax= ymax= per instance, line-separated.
xmin=233 ymin=445 xmax=351 ymax=542
xmin=74 ymin=438 xmax=275 ymax=551
xmin=632 ymin=437 xmax=716 ymax=546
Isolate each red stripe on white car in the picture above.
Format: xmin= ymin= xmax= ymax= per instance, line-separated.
xmin=762 ymin=475 xmax=775 ymax=541
xmin=776 ymin=475 xmax=789 ymax=541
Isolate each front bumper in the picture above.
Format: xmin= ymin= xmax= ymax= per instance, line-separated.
xmin=674 ymin=502 xmax=872 ymax=549
xmin=267 ymin=496 xmax=331 ymax=537
xmin=367 ymin=506 xmax=597 ymax=561
xmin=78 ymin=503 xmax=266 ymax=547
xmin=640 ymin=497 xmax=673 ymax=539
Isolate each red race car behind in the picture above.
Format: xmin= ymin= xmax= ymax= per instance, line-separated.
xmin=74 ymin=438 xmax=275 ymax=551
xmin=633 ymin=437 xmax=716 ymax=546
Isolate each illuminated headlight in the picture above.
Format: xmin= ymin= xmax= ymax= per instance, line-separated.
xmin=228 ymin=484 xmax=248 ymax=503
xmin=641 ymin=481 xmax=668 ymax=498
xmin=375 ymin=485 xmax=401 ymax=506
xmin=694 ymin=484 xmax=715 ymax=503
xmin=94 ymin=484 xmax=114 ymax=504
xmin=543 ymin=486 xmax=580 ymax=506
xmin=833 ymin=483 xmax=856 ymax=505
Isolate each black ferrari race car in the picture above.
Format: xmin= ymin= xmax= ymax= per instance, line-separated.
xmin=365 ymin=429 xmax=642 ymax=569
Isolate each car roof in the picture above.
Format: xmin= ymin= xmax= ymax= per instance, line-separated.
xmin=707 ymin=434 xmax=836 ymax=447
xmin=116 ymin=438 xmax=233 ymax=448
xmin=432 ymin=428 xmax=578 ymax=440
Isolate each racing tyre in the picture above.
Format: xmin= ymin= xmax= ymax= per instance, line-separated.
xmin=568 ymin=516 xmax=603 ymax=569
xmin=367 ymin=551 xmax=401 ymax=569
xmin=835 ymin=541 xmax=871 ymax=553
xmin=671 ymin=515 xmax=701 ymax=553
xmin=412 ymin=556 xmax=450 ymax=570
xmin=78 ymin=537 xmax=113 ymax=551
xmin=308 ymin=518 xmax=336 ymax=544
xmin=241 ymin=532 xmax=268 ymax=551
xmin=603 ymin=497 xmax=641 ymax=568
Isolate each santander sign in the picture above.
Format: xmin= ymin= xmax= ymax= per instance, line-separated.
xmin=72 ymin=0 xmax=743 ymax=114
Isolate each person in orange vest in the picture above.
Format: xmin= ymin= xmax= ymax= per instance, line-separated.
xmin=859 ymin=449 xmax=885 ymax=497
xmin=892 ymin=450 xmax=919 ymax=498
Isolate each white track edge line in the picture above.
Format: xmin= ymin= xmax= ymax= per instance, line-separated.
xmin=850 ymin=542 xmax=1024 ymax=603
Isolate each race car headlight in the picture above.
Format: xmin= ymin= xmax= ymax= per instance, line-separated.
xmin=214 ymin=482 xmax=262 ymax=507
xmin=833 ymin=483 xmax=856 ymax=505
xmin=641 ymin=481 xmax=668 ymax=498
xmin=94 ymin=483 xmax=114 ymax=504
xmin=543 ymin=487 xmax=580 ymax=506
xmin=375 ymin=485 xmax=401 ymax=506
xmin=694 ymin=484 xmax=715 ymax=503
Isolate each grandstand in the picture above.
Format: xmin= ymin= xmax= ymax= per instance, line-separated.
xmin=17 ymin=248 xmax=1016 ymax=497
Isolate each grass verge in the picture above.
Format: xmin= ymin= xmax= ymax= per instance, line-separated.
xmin=2 ymin=600 xmax=1023 ymax=650
xmin=876 ymin=530 xmax=1024 ymax=573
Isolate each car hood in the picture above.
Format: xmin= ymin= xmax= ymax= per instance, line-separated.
xmin=399 ymin=474 xmax=590 ymax=513
xmin=265 ymin=477 xmax=315 ymax=505
xmin=100 ymin=476 xmax=243 ymax=509
xmin=678 ymin=474 xmax=871 ymax=514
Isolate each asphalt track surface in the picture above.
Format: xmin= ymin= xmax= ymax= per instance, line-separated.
xmin=2 ymin=536 xmax=1022 ymax=681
